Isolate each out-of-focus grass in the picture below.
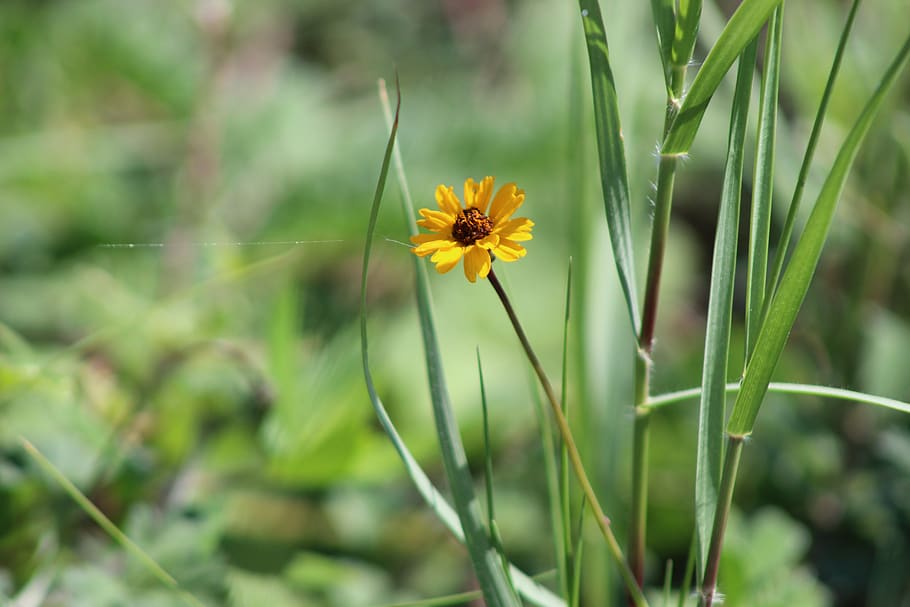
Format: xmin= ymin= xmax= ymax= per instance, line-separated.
xmin=0 ymin=1 xmax=909 ymax=605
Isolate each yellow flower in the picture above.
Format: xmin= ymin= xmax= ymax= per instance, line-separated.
xmin=410 ymin=177 xmax=534 ymax=282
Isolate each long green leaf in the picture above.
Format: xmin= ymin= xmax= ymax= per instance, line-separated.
xmin=669 ymin=0 xmax=703 ymax=93
xmin=694 ymin=37 xmax=757 ymax=575
xmin=578 ymin=0 xmax=640 ymax=334
xmin=650 ymin=0 xmax=675 ymax=88
xmin=367 ymin=80 xmax=564 ymax=607
xmin=728 ymin=33 xmax=910 ymax=435
xmin=744 ymin=5 xmax=784 ymax=360
xmin=662 ymin=0 xmax=782 ymax=155
xmin=559 ymin=259 xmax=574 ymax=604
xmin=360 ymin=82 xmax=518 ymax=607
xmin=766 ymin=0 xmax=862 ymax=298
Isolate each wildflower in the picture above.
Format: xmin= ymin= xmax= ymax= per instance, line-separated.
xmin=410 ymin=176 xmax=534 ymax=282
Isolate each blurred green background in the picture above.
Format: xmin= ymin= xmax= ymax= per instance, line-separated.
xmin=1 ymin=1 xmax=909 ymax=605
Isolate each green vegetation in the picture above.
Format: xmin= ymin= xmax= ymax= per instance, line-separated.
xmin=2 ymin=1 xmax=910 ymax=606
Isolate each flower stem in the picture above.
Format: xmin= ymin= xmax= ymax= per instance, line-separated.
xmin=700 ymin=435 xmax=744 ymax=607
xmin=487 ymin=268 xmax=649 ymax=607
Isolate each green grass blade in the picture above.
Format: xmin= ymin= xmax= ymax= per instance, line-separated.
xmin=478 ymin=351 xmax=521 ymax=602
xmin=479 ymin=350 xmax=497 ymax=537
xmin=727 ymin=33 xmax=910 ymax=436
xmin=559 ymin=259 xmax=574 ymax=602
xmin=650 ymin=0 xmax=676 ymax=88
xmin=662 ymin=560 xmax=673 ymax=607
xmin=578 ymin=0 xmax=641 ymax=334
xmin=370 ymin=80 xmax=564 ymax=607
xmin=766 ymin=0 xmax=862 ymax=297
xmin=678 ymin=534 xmax=697 ymax=607
xmin=694 ymin=37 xmax=757 ymax=575
xmin=662 ymin=0 xmax=782 ymax=155
xmin=650 ymin=382 xmax=910 ymax=415
xmin=744 ymin=5 xmax=784 ymax=360
xmin=669 ymin=0 xmax=703 ymax=93
xmin=528 ymin=367 xmax=567 ymax=600
xmin=21 ymin=439 xmax=205 ymax=607
xmin=361 ymin=81 xmax=518 ymax=607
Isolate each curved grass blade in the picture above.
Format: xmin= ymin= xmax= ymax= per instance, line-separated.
xmin=361 ymin=80 xmax=518 ymax=607
xmin=766 ymin=0 xmax=862 ymax=298
xmin=662 ymin=0 xmax=782 ymax=155
xmin=649 ymin=382 xmax=910 ymax=415
xmin=727 ymin=33 xmax=910 ymax=436
xmin=20 ymin=439 xmax=205 ymax=607
xmin=369 ymin=79 xmax=564 ymax=607
xmin=694 ymin=37 xmax=757 ymax=575
xmin=744 ymin=5 xmax=784 ymax=360
xmin=578 ymin=0 xmax=641 ymax=334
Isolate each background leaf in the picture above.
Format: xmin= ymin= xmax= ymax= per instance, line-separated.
xmin=661 ymin=0 xmax=782 ymax=155
xmin=727 ymin=33 xmax=910 ymax=435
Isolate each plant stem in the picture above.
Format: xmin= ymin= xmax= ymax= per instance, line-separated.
xmin=700 ymin=435 xmax=744 ymax=607
xmin=638 ymin=153 xmax=678 ymax=351
xmin=487 ymin=268 xmax=649 ymax=607
xmin=630 ymin=149 xmax=678 ymax=589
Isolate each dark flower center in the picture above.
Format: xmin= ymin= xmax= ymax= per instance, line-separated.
xmin=451 ymin=207 xmax=494 ymax=245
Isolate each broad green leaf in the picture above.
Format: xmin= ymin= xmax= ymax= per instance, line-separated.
xmin=744 ymin=6 xmax=784 ymax=360
xmin=578 ymin=0 xmax=640 ymax=334
xmin=695 ymin=37 xmax=757 ymax=575
xmin=364 ymin=81 xmax=564 ymax=607
xmin=727 ymin=33 xmax=910 ymax=436
xmin=662 ymin=0 xmax=782 ymax=155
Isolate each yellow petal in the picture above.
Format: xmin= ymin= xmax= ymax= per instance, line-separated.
xmin=491 ymin=238 xmax=526 ymax=262
xmin=465 ymin=176 xmax=494 ymax=212
xmin=435 ymin=185 xmax=462 ymax=215
xmin=411 ymin=234 xmax=458 ymax=257
xmin=431 ymin=246 xmax=465 ymax=274
xmin=494 ymin=217 xmax=534 ymax=242
xmin=463 ymin=178 xmax=478 ymax=209
xmin=419 ymin=207 xmax=455 ymax=229
xmin=475 ymin=233 xmax=500 ymax=249
xmin=463 ymin=245 xmax=491 ymax=282
xmin=506 ymin=230 xmax=533 ymax=242
xmin=488 ymin=183 xmax=526 ymax=222
xmin=495 ymin=216 xmax=534 ymax=235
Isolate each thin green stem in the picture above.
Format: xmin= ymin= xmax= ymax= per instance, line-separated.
xmin=638 ymin=153 xmax=678 ymax=350
xmin=699 ymin=436 xmax=744 ymax=607
xmin=487 ymin=268 xmax=649 ymax=607
xmin=630 ymin=351 xmax=652 ymax=587
xmin=630 ymin=145 xmax=679 ymax=593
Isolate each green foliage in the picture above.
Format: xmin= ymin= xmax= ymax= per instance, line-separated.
xmin=2 ymin=1 xmax=910 ymax=606
xmin=719 ymin=509 xmax=830 ymax=607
